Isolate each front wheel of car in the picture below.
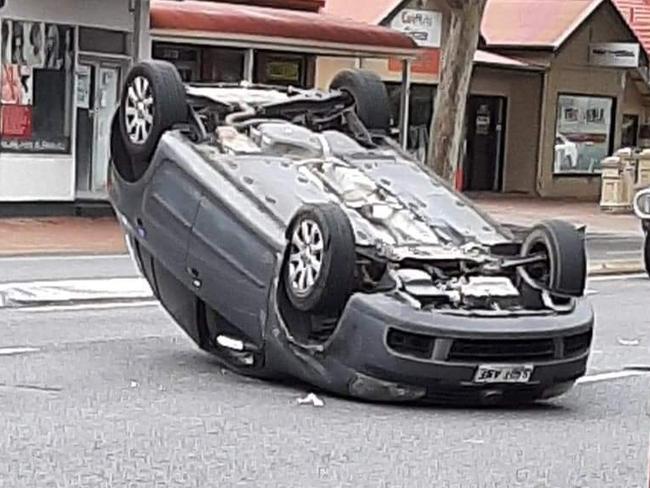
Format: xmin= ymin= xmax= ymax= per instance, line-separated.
xmin=519 ymin=220 xmax=587 ymax=298
xmin=329 ymin=69 xmax=392 ymax=133
xmin=283 ymin=204 xmax=356 ymax=314
xmin=119 ymin=60 xmax=187 ymax=180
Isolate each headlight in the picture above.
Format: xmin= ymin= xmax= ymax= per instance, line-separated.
xmin=633 ymin=188 xmax=650 ymax=220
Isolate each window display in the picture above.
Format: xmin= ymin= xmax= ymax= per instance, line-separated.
xmin=554 ymin=94 xmax=614 ymax=174
xmin=0 ymin=19 xmax=74 ymax=153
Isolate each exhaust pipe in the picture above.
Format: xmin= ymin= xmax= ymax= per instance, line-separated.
xmin=633 ymin=188 xmax=650 ymax=220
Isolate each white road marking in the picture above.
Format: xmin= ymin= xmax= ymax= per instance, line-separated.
xmin=577 ymin=370 xmax=648 ymax=385
xmin=0 ymin=254 xmax=128 ymax=262
xmin=16 ymin=300 xmax=158 ymax=313
xmin=589 ymin=273 xmax=648 ymax=282
xmin=0 ymin=347 xmax=41 ymax=356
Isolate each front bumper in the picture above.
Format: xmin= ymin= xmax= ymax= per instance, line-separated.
xmin=305 ymin=293 xmax=594 ymax=403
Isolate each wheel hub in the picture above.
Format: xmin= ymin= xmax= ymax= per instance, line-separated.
xmin=288 ymin=219 xmax=324 ymax=296
xmin=124 ymin=75 xmax=154 ymax=145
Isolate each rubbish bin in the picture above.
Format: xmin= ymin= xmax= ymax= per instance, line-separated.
xmin=600 ymin=155 xmax=633 ymax=213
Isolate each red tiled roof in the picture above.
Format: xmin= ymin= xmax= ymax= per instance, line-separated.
xmin=321 ymin=0 xmax=399 ymax=23
xmin=323 ymin=0 xmax=609 ymax=50
xmin=210 ymin=0 xmax=324 ymax=11
xmin=613 ymin=0 xmax=650 ymax=52
xmin=150 ymin=0 xmax=418 ymax=54
xmin=482 ymin=0 xmax=604 ymax=48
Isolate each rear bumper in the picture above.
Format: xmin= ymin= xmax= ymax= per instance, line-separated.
xmin=313 ymin=293 xmax=594 ymax=403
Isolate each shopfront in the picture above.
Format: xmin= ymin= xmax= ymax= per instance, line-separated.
xmin=0 ymin=0 xmax=136 ymax=204
xmin=323 ymin=0 xmax=650 ymax=199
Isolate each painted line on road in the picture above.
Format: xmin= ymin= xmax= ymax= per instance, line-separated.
xmin=577 ymin=370 xmax=648 ymax=385
xmin=589 ymin=273 xmax=648 ymax=282
xmin=604 ymin=250 xmax=642 ymax=256
xmin=15 ymin=300 xmax=159 ymax=313
xmin=0 ymin=347 xmax=41 ymax=356
xmin=0 ymin=254 xmax=128 ymax=262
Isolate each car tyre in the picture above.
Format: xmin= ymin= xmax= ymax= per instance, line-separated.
xmin=643 ymin=235 xmax=650 ymax=276
xmin=284 ymin=204 xmax=356 ymax=314
xmin=329 ymin=69 xmax=391 ymax=133
xmin=119 ymin=60 xmax=187 ymax=180
xmin=520 ymin=220 xmax=586 ymax=297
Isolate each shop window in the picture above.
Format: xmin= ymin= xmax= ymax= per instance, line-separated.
xmin=254 ymin=52 xmax=312 ymax=87
xmin=554 ymin=94 xmax=615 ymax=175
xmin=153 ymin=43 xmax=201 ymax=82
xmin=385 ymin=82 xmax=436 ymax=162
xmin=152 ymin=43 xmax=245 ymax=83
xmin=1 ymin=20 xmax=74 ymax=153
xmin=621 ymin=114 xmax=639 ymax=149
xmin=201 ymin=47 xmax=244 ymax=83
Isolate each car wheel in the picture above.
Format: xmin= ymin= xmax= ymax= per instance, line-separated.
xmin=119 ymin=60 xmax=187 ymax=180
xmin=643 ymin=235 xmax=650 ymax=276
xmin=110 ymin=108 xmax=136 ymax=182
xmin=520 ymin=220 xmax=586 ymax=297
xmin=329 ymin=69 xmax=391 ymax=133
xmin=284 ymin=204 xmax=356 ymax=314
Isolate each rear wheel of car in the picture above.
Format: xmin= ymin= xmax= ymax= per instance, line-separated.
xmin=329 ymin=69 xmax=391 ymax=133
xmin=284 ymin=204 xmax=356 ymax=314
xmin=119 ymin=60 xmax=187 ymax=180
xmin=519 ymin=220 xmax=587 ymax=298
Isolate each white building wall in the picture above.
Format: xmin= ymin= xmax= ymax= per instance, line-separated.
xmin=0 ymin=0 xmax=134 ymax=202
xmin=0 ymin=0 xmax=133 ymax=31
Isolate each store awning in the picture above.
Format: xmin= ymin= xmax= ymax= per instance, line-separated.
xmin=474 ymin=50 xmax=545 ymax=71
xmin=150 ymin=0 xmax=420 ymax=58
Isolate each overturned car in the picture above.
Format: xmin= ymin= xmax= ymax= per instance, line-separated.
xmin=633 ymin=187 xmax=650 ymax=276
xmin=109 ymin=61 xmax=594 ymax=405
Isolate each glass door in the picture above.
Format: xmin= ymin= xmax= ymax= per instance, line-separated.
xmin=75 ymin=59 xmax=122 ymax=199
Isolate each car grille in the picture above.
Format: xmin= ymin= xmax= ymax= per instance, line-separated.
xmin=563 ymin=331 xmax=593 ymax=357
xmin=386 ymin=329 xmax=435 ymax=359
xmin=447 ymin=338 xmax=556 ymax=362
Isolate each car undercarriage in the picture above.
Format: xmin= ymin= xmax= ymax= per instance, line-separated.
xmin=109 ymin=60 xmax=594 ymax=405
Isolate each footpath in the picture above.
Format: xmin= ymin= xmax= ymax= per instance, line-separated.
xmin=0 ymin=196 xmax=645 ymax=308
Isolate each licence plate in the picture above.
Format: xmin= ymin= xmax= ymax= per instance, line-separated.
xmin=473 ymin=364 xmax=534 ymax=384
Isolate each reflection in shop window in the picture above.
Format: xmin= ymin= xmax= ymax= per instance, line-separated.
xmin=554 ymin=94 xmax=614 ymax=175
xmin=0 ymin=20 xmax=74 ymax=153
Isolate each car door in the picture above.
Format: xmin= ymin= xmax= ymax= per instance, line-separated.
xmin=186 ymin=193 xmax=278 ymax=347
xmin=140 ymin=158 xmax=203 ymax=283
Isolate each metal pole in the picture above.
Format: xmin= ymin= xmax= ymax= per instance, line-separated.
xmin=398 ymin=58 xmax=412 ymax=150
xmin=244 ymin=48 xmax=255 ymax=83
xmin=133 ymin=0 xmax=151 ymax=62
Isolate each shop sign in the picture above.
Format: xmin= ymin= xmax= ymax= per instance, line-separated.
xmin=390 ymin=9 xmax=442 ymax=48
xmin=589 ymin=43 xmax=640 ymax=68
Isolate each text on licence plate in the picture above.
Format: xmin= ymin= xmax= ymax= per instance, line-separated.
xmin=473 ymin=365 xmax=534 ymax=384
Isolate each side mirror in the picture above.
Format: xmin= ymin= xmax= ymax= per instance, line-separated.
xmin=633 ymin=187 xmax=650 ymax=220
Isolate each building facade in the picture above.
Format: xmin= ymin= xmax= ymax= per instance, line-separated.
xmin=0 ymin=0 xmax=139 ymax=206
xmin=322 ymin=0 xmax=650 ymax=200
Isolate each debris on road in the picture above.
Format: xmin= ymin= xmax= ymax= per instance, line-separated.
xmin=297 ymin=393 xmax=325 ymax=407
xmin=617 ymin=338 xmax=641 ymax=346
xmin=129 ymin=380 xmax=138 ymax=388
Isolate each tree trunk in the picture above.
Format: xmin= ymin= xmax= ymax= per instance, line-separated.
xmin=427 ymin=0 xmax=488 ymax=186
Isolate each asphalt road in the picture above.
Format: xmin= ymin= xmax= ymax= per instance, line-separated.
xmin=0 ymin=275 xmax=649 ymax=487
xmin=0 ymin=232 xmax=646 ymax=285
